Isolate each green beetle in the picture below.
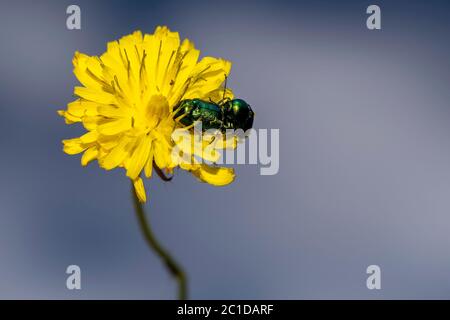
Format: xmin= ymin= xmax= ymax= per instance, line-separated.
xmin=173 ymin=74 xmax=253 ymax=132
xmin=173 ymin=97 xmax=254 ymax=133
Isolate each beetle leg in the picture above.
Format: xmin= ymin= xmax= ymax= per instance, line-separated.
xmin=174 ymin=113 xmax=188 ymax=122
xmin=183 ymin=123 xmax=196 ymax=130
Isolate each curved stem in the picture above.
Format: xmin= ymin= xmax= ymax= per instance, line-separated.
xmin=131 ymin=186 xmax=188 ymax=300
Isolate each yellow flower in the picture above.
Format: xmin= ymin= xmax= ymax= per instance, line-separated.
xmin=59 ymin=26 xmax=235 ymax=202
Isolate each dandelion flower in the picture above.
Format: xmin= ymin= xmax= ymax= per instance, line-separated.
xmin=59 ymin=26 xmax=236 ymax=202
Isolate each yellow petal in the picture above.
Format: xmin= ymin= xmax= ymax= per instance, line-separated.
xmin=73 ymin=51 xmax=107 ymax=90
xmin=74 ymin=86 xmax=116 ymax=105
xmin=152 ymin=132 xmax=172 ymax=169
xmin=97 ymin=118 xmax=131 ymax=135
xmin=182 ymin=57 xmax=232 ymax=101
xmin=58 ymin=110 xmax=82 ymax=124
xmin=118 ymin=31 xmax=144 ymax=80
xmin=79 ymin=130 xmax=99 ymax=144
xmin=97 ymin=105 xmax=129 ymax=118
xmin=172 ymin=129 xmax=221 ymax=163
xmin=144 ymin=144 xmax=154 ymax=178
xmin=100 ymin=41 xmax=130 ymax=92
xmin=82 ymin=115 xmax=108 ymax=131
xmin=67 ymin=99 xmax=99 ymax=117
xmin=97 ymin=134 xmax=121 ymax=150
xmin=126 ymin=134 xmax=152 ymax=180
xmin=81 ymin=146 xmax=98 ymax=166
xmin=142 ymin=27 xmax=179 ymax=96
xmin=166 ymin=39 xmax=200 ymax=105
xmin=191 ymin=165 xmax=235 ymax=186
xmin=133 ymin=177 xmax=147 ymax=202
xmin=99 ymin=136 xmax=133 ymax=170
xmin=62 ymin=138 xmax=87 ymax=155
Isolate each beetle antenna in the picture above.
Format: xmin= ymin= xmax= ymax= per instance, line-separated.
xmin=222 ymin=74 xmax=228 ymax=100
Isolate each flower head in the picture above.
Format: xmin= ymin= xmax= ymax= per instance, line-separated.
xmin=59 ymin=26 xmax=235 ymax=202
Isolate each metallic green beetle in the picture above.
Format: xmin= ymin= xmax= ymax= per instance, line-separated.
xmin=173 ymin=97 xmax=254 ymax=133
xmin=173 ymin=75 xmax=253 ymax=132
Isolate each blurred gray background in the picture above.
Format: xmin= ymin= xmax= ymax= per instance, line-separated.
xmin=1 ymin=0 xmax=450 ymax=299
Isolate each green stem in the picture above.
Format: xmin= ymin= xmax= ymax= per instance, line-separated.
xmin=131 ymin=186 xmax=188 ymax=300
